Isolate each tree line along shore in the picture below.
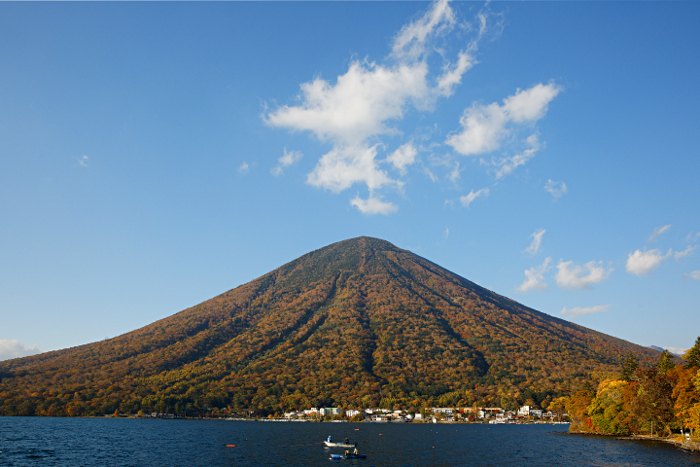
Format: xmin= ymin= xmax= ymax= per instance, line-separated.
xmin=564 ymin=336 xmax=700 ymax=447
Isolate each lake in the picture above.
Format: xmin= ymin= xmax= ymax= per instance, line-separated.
xmin=0 ymin=417 xmax=698 ymax=466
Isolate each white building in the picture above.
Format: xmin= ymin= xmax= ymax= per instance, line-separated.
xmin=320 ymin=407 xmax=343 ymax=417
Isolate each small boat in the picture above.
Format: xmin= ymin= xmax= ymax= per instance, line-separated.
xmin=324 ymin=441 xmax=357 ymax=448
xmin=330 ymin=453 xmax=367 ymax=460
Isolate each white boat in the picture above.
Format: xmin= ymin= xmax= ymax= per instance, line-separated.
xmin=324 ymin=440 xmax=358 ymax=448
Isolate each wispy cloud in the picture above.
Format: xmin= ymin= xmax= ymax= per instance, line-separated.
xmin=386 ymin=143 xmax=418 ymax=175
xmin=350 ymin=195 xmax=398 ymax=216
xmin=675 ymin=245 xmax=697 ymax=259
xmin=649 ymin=225 xmax=672 ymax=242
xmin=272 ymin=148 xmax=303 ymax=176
xmin=684 ymin=270 xmax=700 ymax=281
xmin=524 ymin=228 xmax=545 ymax=256
xmin=448 ymin=161 xmax=462 ymax=183
xmin=560 ymin=304 xmax=610 ymax=318
xmin=238 ymin=161 xmax=249 ymax=174
xmin=544 ymin=179 xmax=567 ymax=199
xmin=392 ymin=0 xmax=456 ymax=59
xmin=424 ymin=167 xmax=438 ymax=183
xmin=78 ymin=155 xmax=89 ymax=167
xmin=459 ymin=187 xmax=489 ymax=207
xmin=626 ymin=249 xmax=672 ymax=276
xmin=493 ymin=134 xmax=541 ymax=179
xmin=555 ymin=260 xmax=613 ymax=290
xmin=517 ymin=257 xmax=551 ymax=292
xmin=0 ymin=339 xmax=41 ymax=361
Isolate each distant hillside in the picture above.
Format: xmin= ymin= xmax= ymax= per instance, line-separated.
xmin=0 ymin=237 xmax=658 ymax=416
xmin=649 ymin=345 xmax=682 ymax=357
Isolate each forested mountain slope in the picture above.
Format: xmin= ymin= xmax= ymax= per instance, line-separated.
xmin=0 ymin=237 xmax=658 ymax=416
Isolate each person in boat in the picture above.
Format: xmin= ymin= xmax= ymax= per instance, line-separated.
xmin=344 ymin=437 xmax=349 ymax=444
xmin=345 ymin=450 xmax=350 ymax=456
xmin=353 ymin=448 xmax=358 ymax=456
xmin=327 ymin=435 xmax=332 ymax=443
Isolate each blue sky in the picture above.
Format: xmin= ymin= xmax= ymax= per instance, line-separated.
xmin=1 ymin=1 xmax=699 ymax=361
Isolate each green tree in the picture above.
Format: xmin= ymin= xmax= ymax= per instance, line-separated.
xmin=684 ymin=336 xmax=700 ymax=370
xmin=657 ymin=350 xmax=675 ymax=375
xmin=621 ymin=353 xmax=639 ymax=382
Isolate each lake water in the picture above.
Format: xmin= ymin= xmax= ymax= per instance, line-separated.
xmin=0 ymin=417 xmax=698 ymax=466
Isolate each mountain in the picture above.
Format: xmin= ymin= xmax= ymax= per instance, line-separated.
xmin=0 ymin=237 xmax=658 ymax=416
xmin=649 ymin=345 xmax=682 ymax=357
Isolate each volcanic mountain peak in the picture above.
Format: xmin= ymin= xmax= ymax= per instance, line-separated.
xmin=0 ymin=236 xmax=659 ymax=416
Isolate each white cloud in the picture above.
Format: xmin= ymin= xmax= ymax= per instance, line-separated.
xmin=436 ymin=50 xmax=475 ymax=97
xmin=545 ymin=179 xmax=568 ymax=199
xmin=560 ymin=304 xmax=610 ymax=318
xmin=459 ymin=187 xmax=489 ymax=207
xmin=238 ymin=161 xmax=249 ymax=174
xmin=446 ymin=83 xmax=560 ymax=157
xmin=272 ymin=148 xmax=303 ymax=176
xmin=392 ymin=0 xmax=456 ymax=61
xmin=493 ymin=133 xmax=540 ymax=179
xmin=386 ymin=143 xmax=418 ymax=175
xmin=524 ymin=229 xmax=545 ymax=256
xmin=517 ymin=257 xmax=551 ymax=292
xmin=350 ymin=195 xmax=398 ymax=215
xmin=686 ymin=231 xmax=700 ymax=243
xmin=424 ymin=167 xmax=438 ymax=182
xmin=265 ymin=61 xmax=430 ymax=145
xmin=555 ymin=260 xmax=613 ymax=290
xmin=444 ymin=227 xmax=450 ymax=240
xmin=684 ymin=270 xmax=700 ymax=281
xmin=675 ymin=245 xmax=697 ymax=259
xmin=649 ymin=225 xmax=672 ymax=242
xmin=0 ymin=339 xmax=41 ymax=361
xmin=306 ymin=145 xmax=397 ymax=194
xmin=626 ymin=249 xmax=672 ymax=276
xmin=265 ymin=0 xmax=495 ymax=213
xmin=78 ymin=155 xmax=89 ymax=167
xmin=448 ymin=161 xmax=461 ymax=182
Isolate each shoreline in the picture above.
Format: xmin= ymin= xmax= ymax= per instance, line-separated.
xmin=570 ymin=430 xmax=700 ymax=453
xmin=615 ymin=434 xmax=700 ymax=453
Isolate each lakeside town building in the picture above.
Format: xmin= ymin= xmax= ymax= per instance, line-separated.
xmin=277 ymin=405 xmax=567 ymax=423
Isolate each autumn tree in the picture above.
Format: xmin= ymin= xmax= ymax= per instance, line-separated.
xmin=672 ymin=366 xmax=700 ymax=433
xmin=626 ymin=367 xmax=676 ymax=436
xmin=567 ymin=390 xmax=594 ymax=433
xmin=549 ymin=396 xmax=569 ymax=421
xmin=587 ymin=379 xmax=630 ymax=435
